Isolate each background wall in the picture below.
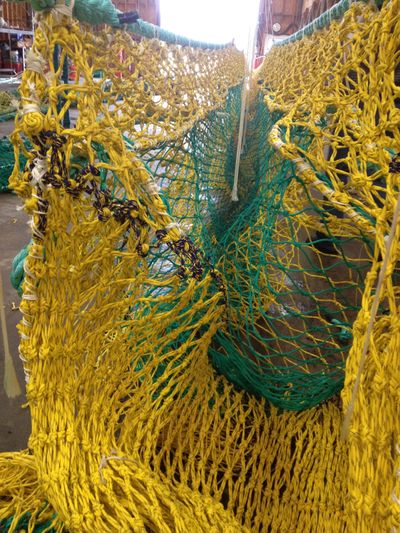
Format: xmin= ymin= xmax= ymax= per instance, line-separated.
xmin=256 ymin=0 xmax=340 ymax=61
xmin=1 ymin=1 xmax=32 ymax=29
xmin=114 ymin=0 xmax=160 ymax=24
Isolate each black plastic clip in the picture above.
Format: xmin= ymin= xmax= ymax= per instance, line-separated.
xmin=117 ymin=11 xmax=140 ymax=24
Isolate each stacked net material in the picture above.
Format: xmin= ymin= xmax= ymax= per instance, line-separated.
xmin=0 ymin=91 xmax=18 ymax=122
xmin=0 ymin=0 xmax=400 ymax=531
xmin=0 ymin=137 xmax=30 ymax=192
xmin=208 ymin=2 xmax=399 ymax=410
xmin=0 ymin=137 xmax=15 ymax=192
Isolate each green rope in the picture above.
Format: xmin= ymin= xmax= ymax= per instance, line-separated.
xmin=275 ymin=0 xmax=371 ymax=46
xmin=126 ymin=19 xmax=230 ymax=49
xmin=10 ymin=243 xmax=30 ymax=296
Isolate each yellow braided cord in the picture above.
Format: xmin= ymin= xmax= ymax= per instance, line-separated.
xmin=0 ymin=0 xmax=400 ymax=530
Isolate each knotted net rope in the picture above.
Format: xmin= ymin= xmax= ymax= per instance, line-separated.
xmin=0 ymin=0 xmax=400 ymax=530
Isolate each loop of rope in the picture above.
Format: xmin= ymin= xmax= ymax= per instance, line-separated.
xmin=342 ymin=188 xmax=400 ymax=440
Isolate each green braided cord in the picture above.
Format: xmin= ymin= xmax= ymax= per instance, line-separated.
xmin=11 ymin=0 xmax=231 ymax=49
xmin=73 ymin=0 xmax=120 ymax=25
xmin=10 ymin=243 xmax=30 ymax=296
xmin=275 ymin=0 xmax=371 ymax=46
xmin=126 ymin=19 xmax=230 ymax=49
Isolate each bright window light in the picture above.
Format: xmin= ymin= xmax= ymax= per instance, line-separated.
xmin=160 ymin=0 xmax=260 ymax=52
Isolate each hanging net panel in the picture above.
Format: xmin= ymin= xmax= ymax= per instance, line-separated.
xmin=0 ymin=0 xmax=400 ymax=530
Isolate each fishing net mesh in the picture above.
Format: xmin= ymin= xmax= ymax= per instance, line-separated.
xmin=1 ymin=0 xmax=400 ymax=530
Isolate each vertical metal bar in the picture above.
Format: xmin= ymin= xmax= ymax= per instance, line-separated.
xmin=53 ymin=43 xmax=59 ymax=72
xmin=62 ymin=52 xmax=70 ymax=128
xmin=53 ymin=44 xmax=62 ymax=115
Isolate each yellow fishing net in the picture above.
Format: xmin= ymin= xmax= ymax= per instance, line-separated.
xmin=0 ymin=0 xmax=400 ymax=530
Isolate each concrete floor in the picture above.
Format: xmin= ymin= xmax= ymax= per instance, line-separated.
xmin=0 ymin=120 xmax=31 ymax=452
xmin=0 ymin=119 xmax=15 ymax=137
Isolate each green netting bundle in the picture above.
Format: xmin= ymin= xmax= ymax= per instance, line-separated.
xmin=136 ymin=83 xmax=373 ymax=411
xmin=0 ymin=91 xmax=18 ymax=122
xmin=10 ymin=243 xmax=30 ymax=296
xmin=0 ymin=136 xmax=30 ymax=193
xmin=208 ymin=96 xmax=373 ymax=410
xmin=0 ymin=137 xmax=15 ymax=192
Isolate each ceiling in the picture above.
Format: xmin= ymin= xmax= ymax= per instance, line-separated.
xmin=256 ymin=0 xmax=339 ymax=56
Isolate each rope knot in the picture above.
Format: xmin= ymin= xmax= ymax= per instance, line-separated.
xmin=98 ymin=449 xmax=130 ymax=484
